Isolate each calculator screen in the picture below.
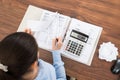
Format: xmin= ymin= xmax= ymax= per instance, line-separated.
xmin=70 ymin=30 xmax=89 ymax=43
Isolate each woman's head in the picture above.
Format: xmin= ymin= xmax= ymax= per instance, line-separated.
xmin=0 ymin=32 xmax=38 ymax=80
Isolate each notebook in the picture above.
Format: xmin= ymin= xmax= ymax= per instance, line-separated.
xmin=17 ymin=5 xmax=102 ymax=66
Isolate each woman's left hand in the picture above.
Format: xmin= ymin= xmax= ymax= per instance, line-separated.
xmin=24 ymin=28 xmax=33 ymax=35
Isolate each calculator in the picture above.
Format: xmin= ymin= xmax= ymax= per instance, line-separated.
xmin=65 ymin=30 xmax=89 ymax=56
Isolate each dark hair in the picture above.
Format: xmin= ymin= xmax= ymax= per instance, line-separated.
xmin=0 ymin=32 xmax=38 ymax=80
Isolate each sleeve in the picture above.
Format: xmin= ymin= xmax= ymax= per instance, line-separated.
xmin=52 ymin=50 xmax=66 ymax=80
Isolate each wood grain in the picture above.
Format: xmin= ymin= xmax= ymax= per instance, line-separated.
xmin=0 ymin=0 xmax=120 ymax=80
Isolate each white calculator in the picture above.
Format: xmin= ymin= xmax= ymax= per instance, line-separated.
xmin=64 ymin=30 xmax=89 ymax=56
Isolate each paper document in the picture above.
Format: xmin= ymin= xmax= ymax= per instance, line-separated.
xmin=27 ymin=10 xmax=70 ymax=50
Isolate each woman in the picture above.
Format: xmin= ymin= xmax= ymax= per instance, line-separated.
xmin=0 ymin=29 xmax=66 ymax=80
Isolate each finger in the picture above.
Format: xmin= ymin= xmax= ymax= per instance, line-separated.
xmin=28 ymin=28 xmax=32 ymax=34
xmin=58 ymin=41 xmax=63 ymax=47
xmin=57 ymin=37 xmax=63 ymax=49
xmin=24 ymin=28 xmax=29 ymax=33
xmin=24 ymin=28 xmax=32 ymax=35
xmin=57 ymin=37 xmax=62 ymax=42
xmin=52 ymin=38 xmax=57 ymax=49
xmin=24 ymin=28 xmax=28 ymax=33
xmin=29 ymin=29 xmax=32 ymax=34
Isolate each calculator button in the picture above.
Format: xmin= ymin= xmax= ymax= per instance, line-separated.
xmin=73 ymin=50 xmax=76 ymax=52
xmin=67 ymin=44 xmax=70 ymax=46
xmin=80 ymin=48 xmax=83 ymax=50
xmin=72 ymin=46 xmax=74 ymax=49
xmin=81 ymin=45 xmax=83 ymax=47
xmin=76 ymin=51 xmax=78 ymax=54
xmin=77 ymin=48 xmax=80 ymax=50
xmin=79 ymin=45 xmax=81 ymax=47
xmin=71 ymin=51 xmax=74 ymax=53
xmin=79 ymin=50 xmax=81 ymax=52
xmin=75 ymin=50 xmax=80 ymax=55
xmin=71 ymin=47 xmax=73 ymax=50
xmin=69 ymin=49 xmax=71 ymax=51
xmin=77 ymin=53 xmax=80 ymax=56
xmin=69 ymin=40 xmax=71 ymax=42
xmin=74 ymin=48 xmax=76 ymax=50
xmin=73 ymin=46 xmax=76 ymax=48
xmin=75 ymin=42 xmax=77 ymax=44
xmin=72 ymin=42 xmax=74 ymax=44
xmin=72 ymin=51 xmax=74 ymax=54
xmin=73 ymin=50 xmax=75 ymax=52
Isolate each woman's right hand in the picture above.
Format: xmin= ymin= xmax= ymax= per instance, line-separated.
xmin=52 ymin=37 xmax=63 ymax=50
xmin=24 ymin=28 xmax=33 ymax=35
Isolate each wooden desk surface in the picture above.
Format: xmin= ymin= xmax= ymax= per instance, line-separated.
xmin=0 ymin=0 xmax=120 ymax=80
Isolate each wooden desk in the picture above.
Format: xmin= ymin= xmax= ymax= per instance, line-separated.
xmin=0 ymin=0 xmax=120 ymax=80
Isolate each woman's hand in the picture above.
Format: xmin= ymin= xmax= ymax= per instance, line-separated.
xmin=24 ymin=28 xmax=32 ymax=35
xmin=52 ymin=37 xmax=63 ymax=50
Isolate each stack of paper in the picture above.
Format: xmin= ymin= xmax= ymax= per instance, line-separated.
xmin=99 ymin=42 xmax=118 ymax=62
xmin=27 ymin=10 xmax=70 ymax=50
